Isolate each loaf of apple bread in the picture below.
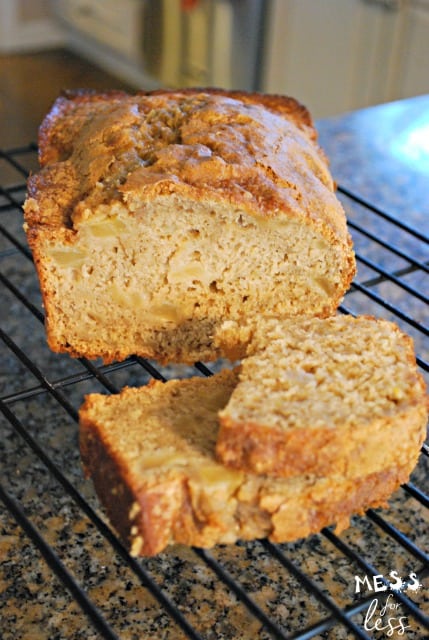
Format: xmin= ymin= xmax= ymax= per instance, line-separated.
xmin=24 ymin=88 xmax=355 ymax=364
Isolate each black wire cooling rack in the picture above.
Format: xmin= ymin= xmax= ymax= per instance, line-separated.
xmin=0 ymin=144 xmax=428 ymax=640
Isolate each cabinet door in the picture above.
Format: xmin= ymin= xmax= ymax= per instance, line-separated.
xmin=262 ymin=0 xmax=401 ymax=118
xmin=394 ymin=2 xmax=429 ymax=99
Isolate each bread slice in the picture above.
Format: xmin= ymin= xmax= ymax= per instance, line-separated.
xmin=24 ymin=88 xmax=355 ymax=364
xmin=79 ymin=366 xmax=425 ymax=557
xmin=216 ymin=315 xmax=428 ymax=478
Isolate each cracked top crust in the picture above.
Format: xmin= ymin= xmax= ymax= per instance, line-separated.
xmin=25 ymin=88 xmax=350 ymax=247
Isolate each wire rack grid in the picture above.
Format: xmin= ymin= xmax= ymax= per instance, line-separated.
xmin=0 ymin=143 xmax=428 ymax=640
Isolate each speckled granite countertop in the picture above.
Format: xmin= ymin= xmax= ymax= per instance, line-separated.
xmin=317 ymin=94 xmax=429 ymax=227
xmin=0 ymin=96 xmax=428 ymax=640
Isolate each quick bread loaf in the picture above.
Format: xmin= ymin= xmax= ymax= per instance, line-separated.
xmin=216 ymin=315 xmax=428 ymax=478
xmin=79 ymin=349 xmax=427 ymax=557
xmin=24 ymin=88 xmax=355 ymax=364
xmin=26 ymin=90 xmax=426 ymax=557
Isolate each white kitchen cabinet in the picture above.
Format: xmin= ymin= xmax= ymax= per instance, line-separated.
xmin=53 ymin=0 xmax=144 ymax=61
xmin=262 ymin=0 xmax=429 ymax=118
xmin=0 ymin=0 xmax=64 ymax=52
xmin=394 ymin=0 xmax=429 ymax=100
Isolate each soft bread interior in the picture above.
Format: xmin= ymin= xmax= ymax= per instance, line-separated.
xmin=37 ymin=194 xmax=349 ymax=363
xmin=216 ymin=316 xmax=428 ymax=477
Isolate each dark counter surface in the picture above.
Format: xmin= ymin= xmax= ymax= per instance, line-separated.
xmin=317 ymin=94 xmax=429 ymax=227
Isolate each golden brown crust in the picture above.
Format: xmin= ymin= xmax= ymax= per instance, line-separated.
xmin=217 ymin=405 xmax=428 ymax=478
xmin=270 ymin=463 xmax=414 ymax=542
xmin=37 ymin=88 xmax=316 ymax=166
xmin=37 ymin=89 xmax=129 ymax=165
xmin=27 ymin=87 xmax=349 ymax=239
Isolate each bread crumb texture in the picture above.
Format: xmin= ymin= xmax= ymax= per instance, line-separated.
xmin=24 ymin=89 xmax=355 ymax=364
xmin=217 ymin=315 xmax=428 ymax=478
xmin=79 ymin=318 xmax=427 ymax=556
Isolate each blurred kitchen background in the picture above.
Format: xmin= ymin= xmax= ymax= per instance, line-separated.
xmin=1 ymin=0 xmax=429 ymax=146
